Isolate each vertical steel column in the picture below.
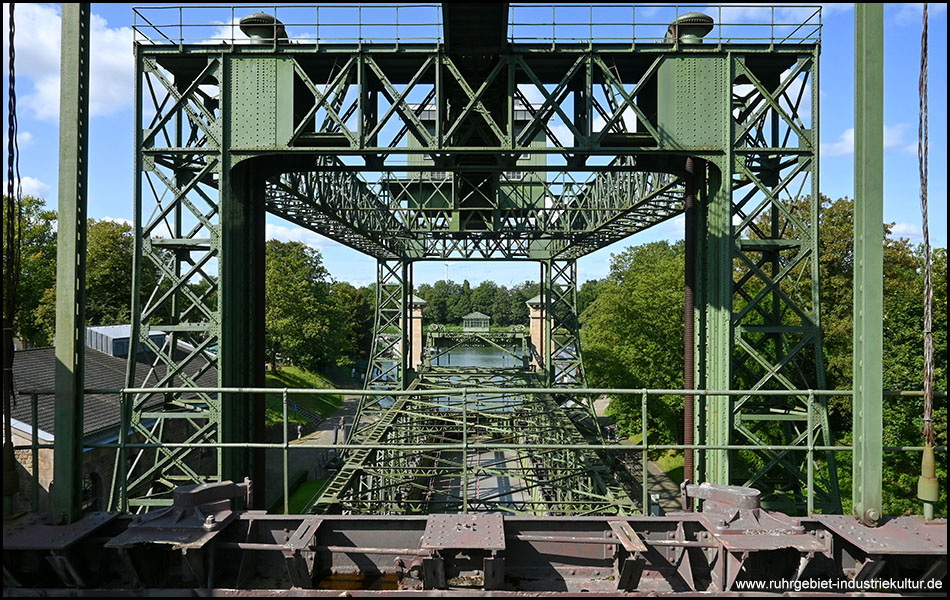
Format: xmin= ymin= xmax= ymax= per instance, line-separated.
xmin=52 ymin=2 xmax=90 ymax=525
xmin=219 ymin=158 xmax=267 ymax=508
xmin=853 ymin=3 xmax=884 ymax=526
xmin=683 ymin=157 xmax=698 ymax=499
xmin=703 ymin=156 xmax=732 ymax=487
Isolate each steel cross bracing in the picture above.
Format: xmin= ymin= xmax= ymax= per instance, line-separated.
xmin=117 ymin=6 xmax=837 ymax=514
xmin=311 ymin=367 xmax=640 ymax=516
xmin=424 ymin=327 xmax=531 ymax=369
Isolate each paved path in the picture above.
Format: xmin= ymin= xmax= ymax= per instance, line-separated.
xmin=264 ymin=379 xmax=363 ymax=508
xmin=593 ymin=395 xmax=683 ymax=513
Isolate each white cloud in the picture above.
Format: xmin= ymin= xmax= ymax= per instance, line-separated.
xmin=822 ymin=124 xmax=916 ymax=157
xmin=895 ymin=3 xmax=947 ymax=26
xmin=883 ymin=123 xmax=918 ymax=154
xmin=891 ymin=222 xmax=923 ymax=242
xmin=209 ymin=19 xmax=250 ymax=44
xmin=1 ymin=132 xmax=35 ymax=158
xmin=266 ymin=223 xmax=339 ymax=249
xmin=821 ymin=128 xmax=854 ymax=157
xmin=4 ymin=176 xmax=52 ymax=198
xmin=102 ymin=216 xmax=133 ymax=226
xmin=3 ymin=4 xmax=134 ymax=121
xmin=708 ymin=3 xmax=850 ymax=24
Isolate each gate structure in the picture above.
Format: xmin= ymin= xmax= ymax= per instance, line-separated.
xmin=113 ymin=4 xmax=839 ymax=515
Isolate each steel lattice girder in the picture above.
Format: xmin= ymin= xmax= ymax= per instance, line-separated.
xmin=310 ymin=366 xmax=639 ymax=516
xmin=695 ymin=50 xmax=840 ymax=512
xmin=265 ymin=167 xmax=686 ymax=260
xmin=114 ymin=54 xmax=227 ymax=510
xmin=120 ymin=30 xmax=836 ymax=513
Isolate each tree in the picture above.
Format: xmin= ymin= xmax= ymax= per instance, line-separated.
xmin=580 ymin=196 xmax=948 ymax=515
xmin=471 ymin=281 xmax=499 ymax=322
xmin=35 ymin=218 xmax=159 ymax=342
xmin=329 ymin=281 xmax=373 ymax=366
xmin=2 ymin=196 xmax=56 ymax=346
xmin=812 ymin=196 xmax=947 ymax=515
xmin=581 ymin=241 xmax=686 ymax=442
xmin=264 ymin=240 xmax=336 ymax=371
xmin=578 ymin=278 xmax=603 ymax=317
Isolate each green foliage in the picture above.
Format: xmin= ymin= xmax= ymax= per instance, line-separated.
xmin=329 ymin=281 xmax=373 ymax=367
xmin=287 ymin=479 xmax=326 ymax=513
xmin=814 ymin=197 xmax=947 ymax=515
xmin=2 ymin=195 xmax=56 ymax=346
xmin=580 ymin=195 xmax=948 ymax=516
xmin=581 ymin=241 xmax=685 ymax=443
xmin=264 ymin=240 xmax=336 ymax=371
xmin=264 ymin=365 xmax=343 ymax=426
xmin=578 ymin=278 xmax=604 ymax=316
xmin=415 ymin=279 xmax=540 ymax=327
xmin=33 ymin=217 xmax=165 ymax=343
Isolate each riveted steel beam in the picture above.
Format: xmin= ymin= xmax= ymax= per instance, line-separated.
xmin=852 ymin=3 xmax=884 ymax=526
xmin=53 ymin=2 xmax=91 ymax=525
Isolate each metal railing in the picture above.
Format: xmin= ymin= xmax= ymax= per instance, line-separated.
xmin=133 ymin=4 xmax=444 ymax=46
xmin=507 ymin=4 xmax=822 ymax=45
xmin=9 ymin=386 xmax=944 ymax=516
xmin=131 ymin=4 xmax=820 ymax=47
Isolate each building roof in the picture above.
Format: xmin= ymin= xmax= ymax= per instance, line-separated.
xmin=526 ymin=295 xmax=543 ymax=306
xmin=8 ymin=346 xmax=217 ymax=439
xmin=410 ymin=294 xmax=428 ymax=306
xmin=85 ymin=324 xmax=137 ymax=338
xmin=463 ymin=312 xmax=490 ymax=320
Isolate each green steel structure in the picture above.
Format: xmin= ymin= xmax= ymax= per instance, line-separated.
xmin=423 ymin=326 xmax=531 ymax=369
xmin=111 ymin=4 xmax=841 ymax=515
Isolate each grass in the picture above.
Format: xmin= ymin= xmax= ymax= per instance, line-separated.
xmin=654 ymin=450 xmax=685 ymax=485
xmin=618 ymin=431 xmax=685 ymax=485
xmin=287 ymin=479 xmax=326 ymax=514
xmin=265 ymin=365 xmax=344 ymax=426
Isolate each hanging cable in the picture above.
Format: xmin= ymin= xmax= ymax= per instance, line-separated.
xmin=919 ymin=5 xmax=933 ymax=447
xmin=3 ymin=1 xmax=23 ymax=505
xmin=917 ymin=3 xmax=937 ymax=521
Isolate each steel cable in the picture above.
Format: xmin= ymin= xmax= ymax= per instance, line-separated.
xmin=919 ymin=4 xmax=933 ymax=447
xmin=3 ymin=2 xmax=22 ymax=501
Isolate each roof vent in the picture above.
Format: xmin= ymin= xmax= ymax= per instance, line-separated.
xmin=239 ymin=12 xmax=288 ymax=45
xmin=666 ymin=12 xmax=715 ymax=44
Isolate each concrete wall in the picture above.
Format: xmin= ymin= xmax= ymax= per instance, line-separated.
xmin=528 ymin=303 xmax=544 ymax=368
xmin=411 ymin=304 xmax=425 ymax=369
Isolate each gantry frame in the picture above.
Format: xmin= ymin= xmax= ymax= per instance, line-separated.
xmin=112 ymin=5 xmax=839 ymax=515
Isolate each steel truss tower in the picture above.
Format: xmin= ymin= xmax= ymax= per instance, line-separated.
xmin=114 ymin=4 xmax=839 ymax=514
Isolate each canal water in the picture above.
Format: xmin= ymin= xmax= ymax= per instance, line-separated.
xmin=429 ymin=344 xmax=522 ymax=368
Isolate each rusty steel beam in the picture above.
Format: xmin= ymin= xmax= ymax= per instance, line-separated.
xmin=3 ymin=482 xmax=945 ymax=595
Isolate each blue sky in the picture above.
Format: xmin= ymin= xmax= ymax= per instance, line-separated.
xmin=2 ymin=3 xmax=946 ymax=288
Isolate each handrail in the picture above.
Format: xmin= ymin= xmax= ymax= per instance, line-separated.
xmin=129 ymin=4 xmax=820 ymax=47
xmin=9 ymin=385 xmax=945 ymax=516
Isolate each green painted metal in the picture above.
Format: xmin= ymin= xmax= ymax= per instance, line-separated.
xmin=113 ymin=6 xmax=841 ymax=516
xmin=52 ymin=2 xmax=91 ymax=525
xmin=219 ymin=160 xmax=267 ymax=507
xmin=852 ymin=3 xmax=884 ymax=526
xmin=424 ymin=327 xmax=531 ymax=369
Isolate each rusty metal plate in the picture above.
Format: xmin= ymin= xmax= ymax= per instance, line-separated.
xmin=421 ymin=514 xmax=505 ymax=551
xmin=105 ymin=526 xmax=220 ymax=551
xmin=814 ymin=515 xmax=947 ymax=555
xmin=285 ymin=517 xmax=322 ymax=552
xmin=608 ymin=520 xmax=647 ymax=553
xmin=2 ymin=511 xmax=117 ymax=551
xmin=716 ymin=533 xmax=828 ymax=553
